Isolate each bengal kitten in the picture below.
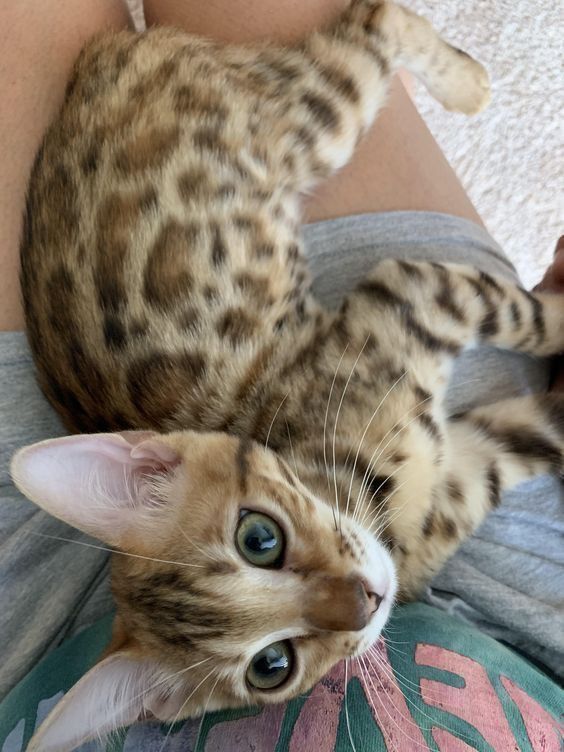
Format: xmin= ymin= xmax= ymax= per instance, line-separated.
xmin=10 ymin=2 xmax=564 ymax=750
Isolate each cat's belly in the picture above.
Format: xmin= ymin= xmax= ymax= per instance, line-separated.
xmin=22 ymin=134 xmax=323 ymax=434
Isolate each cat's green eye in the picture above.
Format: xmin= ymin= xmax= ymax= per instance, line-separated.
xmin=235 ymin=511 xmax=284 ymax=567
xmin=246 ymin=641 xmax=293 ymax=690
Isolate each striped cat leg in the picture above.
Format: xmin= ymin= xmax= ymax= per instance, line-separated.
xmin=244 ymin=1 xmax=489 ymax=193
xmin=449 ymin=394 xmax=564 ymax=485
xmin=354 ymin=260 xmax=564 ymax=358
xmin=399 ymin=393 xmax=564 ymax=598
xmin=243 ymin=38 xmax=393 ymax=193
xmin=348 ymin=1 xmax=490 ymax=115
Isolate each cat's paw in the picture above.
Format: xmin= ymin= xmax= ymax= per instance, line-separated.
xmin=432 ymin=48 xmax=491 ymax=115
xmin=436 ymin=47 xmax=491 ymax=115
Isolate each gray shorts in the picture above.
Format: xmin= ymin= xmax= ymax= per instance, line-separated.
xmin=1 ymin=211 xmax=562 ymax=698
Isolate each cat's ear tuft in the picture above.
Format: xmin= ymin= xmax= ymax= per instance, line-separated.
xmin=27 ymin=652 xmax=188 ymax=752
xmin=10 ymin=433 xmax=181 ymax=548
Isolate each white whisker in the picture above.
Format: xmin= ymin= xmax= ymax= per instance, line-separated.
xmin=359 ymin=653 xmax=427 ymax=750
xmin=285 ymin=419 xmax=301 ymax=482
xmin=323 ymin=343 xmax=349 ymax=530
xmin=332 ymin=336 xmax=370 ymax=535
xmin=367 ymin=644 xmax=446 ymax=701
xmin=365 ymin=650 xmax=475 ymax=745
xmin=346 ymin=370 xmax=407 ymax=520
xmin=369 ymin=505 xmax=405 ymax=540
xmin=353 ymin=375 xmax=482 ymax=528
xmin=360 ymin=479 xmax=407 ymax=535
xmin=379 ymin=635 xmax=411 ymax=646
xmin=264 ymin=392 xmax=289 ymax=451
xmin=353 ymin=394 xmax=432 ymax=520
xmin=107 ymin=657 xmax=214 ymax=731
xmin=344 ymin=659 xmax=359 ymax=752
xmin=28 ymin=531 xmax=205 ymax=568
xmin=193 ymin=672 xmax=222 ymax=752
xmin=357 ymin=465 xmax=406 ymax=528
xmin=177 ymin=523 xmax=220 ymax=563
xmin=158 ymin=665 xmax=217 ymax=752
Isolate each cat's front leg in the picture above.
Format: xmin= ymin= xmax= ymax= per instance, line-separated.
xmin=449 ymin=393 xmax=564 ymax=485
xmin=398 ymin=393 xmax=564 ymax=599
xmin=349 ymin=259 xmax=564 ymax=359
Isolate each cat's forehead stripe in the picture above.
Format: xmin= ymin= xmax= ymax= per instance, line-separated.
xmin=236 ymin=437 xmax=252 ymax=495
xmin=258 ymin=478 xmax=309 ymax=534
xmin=275 ymin=457 xmax=299 ymax=490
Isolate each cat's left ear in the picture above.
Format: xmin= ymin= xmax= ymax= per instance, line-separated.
xmin=10 ymin=432 xmax=181 ymax=549
xmin=26 ymin=650 xmax=190 ymax=752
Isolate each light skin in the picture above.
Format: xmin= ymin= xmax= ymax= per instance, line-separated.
xmin=0 ymin=0 xmax=560 ymax=369
xmin=0 ymin=1 xmax=132 ymax=332
xmin=535 ymin=237 xmax=564 ymax=389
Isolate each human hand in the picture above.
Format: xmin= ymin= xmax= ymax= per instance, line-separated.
xmin=534 ymin=236 xmax=564 ymax=391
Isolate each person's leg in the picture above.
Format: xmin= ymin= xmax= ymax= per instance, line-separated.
xmin=143 ymin=0 xmax=484 ymax=228
xmin=0 ymin=0 xmax=131 ymax=332
xmin=0 ymin=0 xmax=132 ymax=696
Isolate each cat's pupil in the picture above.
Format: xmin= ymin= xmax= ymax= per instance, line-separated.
xmin=245 ymin=522 xmax=277 ymax=552
xmin=246 ymin=641 xmax=293 ymax=690
xmin=254 ymin=646 xmax=288 ymax=676
xmin=235 ymin=511 xmax=284 ymax=567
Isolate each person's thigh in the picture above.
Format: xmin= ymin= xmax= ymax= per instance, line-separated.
xmin=0 ymin=0 xmax=484 ymax=332
xmin=0 ymin=0 xmax=131 ymax=332
xmin=143 ymin=0 xmax=484 ymax=228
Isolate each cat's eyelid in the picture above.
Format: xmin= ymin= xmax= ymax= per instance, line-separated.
xmin=237 ymin=503 xmax=289 ymax=539
xmin=245 ymin=626 xmax=306 ymax=660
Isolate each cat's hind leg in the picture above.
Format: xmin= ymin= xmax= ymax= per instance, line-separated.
xmin=358 ymin=2 xmax=490 ymax=115
xmin=241 ymin=2 xmax=490 ymax=193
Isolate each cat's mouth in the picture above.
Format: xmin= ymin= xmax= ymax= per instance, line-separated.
xmin=351 ymin=589 xmax=395 ymax=658
xmin=369 ymin=589 xmax=383 ymax=614
xmin=348 ymin=531 xmax=398 ymax=654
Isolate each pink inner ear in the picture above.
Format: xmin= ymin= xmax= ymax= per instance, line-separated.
xmin=117 ymin=431 xmax=181 ymax=464
xmin=10 ymin=433 xmax=181 ymax=547
xmin=27 ymin=654 xmax=181 ymax=752
xmin=131 ymin=438 xmax=181 ymax=464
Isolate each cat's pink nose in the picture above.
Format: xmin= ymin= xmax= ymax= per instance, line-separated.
xmin=361 ymin=578 xmax=384 ymax=615
xmin=304 ymin=574 xmax=381 ymax=631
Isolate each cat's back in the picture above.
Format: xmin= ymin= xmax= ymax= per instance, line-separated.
xmin=21 ymin=29 xmax=318 ymax=434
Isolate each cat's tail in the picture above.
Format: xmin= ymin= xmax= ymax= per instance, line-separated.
xmin=362 ymin=2 xmax=491 ymax=115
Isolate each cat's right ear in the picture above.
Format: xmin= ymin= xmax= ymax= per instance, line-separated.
xmin=10 ymin=433 xmax=182 ymax=549
xmin=26 ymin=651 xmax=190 ymax=752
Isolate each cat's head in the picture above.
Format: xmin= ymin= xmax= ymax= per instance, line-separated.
xmin=11 ymin=430 xmax=396 ymax=752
